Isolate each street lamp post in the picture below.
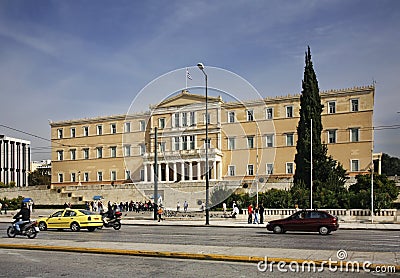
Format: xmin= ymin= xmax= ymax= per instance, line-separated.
xmin=197 ymin=62 xmax=210 ymax=225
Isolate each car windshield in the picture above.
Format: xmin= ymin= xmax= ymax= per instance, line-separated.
xmin=79 ymin=209 xmax=96 ymax=215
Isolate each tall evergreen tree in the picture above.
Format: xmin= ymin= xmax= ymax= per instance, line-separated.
xmin=293 ymin=46 xmax=324 ymax=187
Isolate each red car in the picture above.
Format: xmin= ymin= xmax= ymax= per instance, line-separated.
xmin=266 ymin=210 xmax=339 ymax=235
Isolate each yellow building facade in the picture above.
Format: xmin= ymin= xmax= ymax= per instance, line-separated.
xmin=51 ymin=86 xmax=374 ymax=190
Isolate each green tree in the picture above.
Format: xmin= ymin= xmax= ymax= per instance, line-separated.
xmin=293 ymin=46 xmax=324 ymax=188
xmin=380 ymin=153 xmax=400 ymax=176
xmin=349 ymin=174 xmax=399 ymax=209
xmin=28 ymin=169 xmax=51 ymax=186
xmin=293 ymin=46 xmax=348 ymax=208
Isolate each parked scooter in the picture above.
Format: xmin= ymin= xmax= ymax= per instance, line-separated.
xmin=101 ymin=210 xmax=122 ymax=230
xmin=7 ymin=219 xmax=39 ymax=239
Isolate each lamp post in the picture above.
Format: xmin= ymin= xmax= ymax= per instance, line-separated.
xmin=197 ymin=62 xmax=210 ymax=225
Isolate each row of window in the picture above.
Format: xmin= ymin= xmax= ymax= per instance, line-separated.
xmin=58 ymin=170 xmax=131 ymax=183
xmin=57 ymin=121 xmax=147 ymax=139
xmin=228 ymin=128 xmax=360 ymax=150
xmin=227 ymin=159 xmax=361 ymax=177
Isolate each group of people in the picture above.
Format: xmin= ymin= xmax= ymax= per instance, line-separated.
xmin=176 ymin=200 xmax=189 ymax=212
xmin=247 ymin=203 xmax=265 ymax=224
xmin=85 ymin=200 xmax=154 ymax=213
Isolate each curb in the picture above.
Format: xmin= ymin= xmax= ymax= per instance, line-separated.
xmin=0 ymin=243 xmax=398 ymax=272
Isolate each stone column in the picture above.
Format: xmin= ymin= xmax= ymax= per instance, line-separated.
xmin=143 ymin=163 xmax=148 ymax=182
xmin=189 ymin=161 xmax=193 ymax=180
xmin=158 ymin=163 xmax=162 ymax=181
xmin=213 ymin=160 xmax=217 ymax=180
xmin=166 ymin=163 xmax=170 ymax=182
xmin=173 ymin=163 xmax=177 ymax=181
xmin=150 ymin=163 xmax=154 ymax=182
xmin=197 ymin=161 xmax=201 ymax=180
xmin=181 ymin=162 xmax=185 ymax=180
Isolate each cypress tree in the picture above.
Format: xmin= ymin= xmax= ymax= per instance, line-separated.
xmin=293 ymin=46 xmax=324 ymax=187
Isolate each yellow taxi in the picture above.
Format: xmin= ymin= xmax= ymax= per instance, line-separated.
xmin=37 ymin=208 xmax=103 ymax=232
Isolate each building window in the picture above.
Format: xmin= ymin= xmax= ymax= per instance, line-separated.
xmin=97 ymin=172 xmax=103 ymax=182
xmin=83 ymin=148 xmax=89 ymax=160
xmin=58 ymin=173 xmax=63 ymax=183
xmin=247 ymin=136 xmax=254 ymax=149
xmin=57 ymin=129 xmax=63 ymax=139
xmin=111 ymin=123 xmax=117 ymax=134
xmin=350 ymin=128 xmax=359 ymax=142
xmin=97 ymin=125 xmax=103 ymax=135
xmin=97 ymin=147 xmax=103 ymax=158
xmin=124 ymin=145 xmax=131 ymax=157
xmin=190 ymin=111 xmax=196 ymax=126
xmin=174 ymin=113 xmax=180 ymax=127
xmin=182 ymin=112 xmax=188 ymax=127
xmin=328 ymin=101 xmax=336 ymax=114
xmin=158 ymin=142 xmax=166 ymax=152
xmin=247 ymin=164 xmax=254 ymax=176
xmin=125 ymin=170 xmax=131 ymax=180
xmin=266 ymin=107 xmax=273 ymax=120
xmin=204 ymin=138 xmax=211 ymax=149
xmin=83 ymin=126 xmax=89 ymax=137
xmin=70 ymin=128 xmax=76 ymax=138
xmin=124 ymin=122 xmax=131 ymax=133
xmin=204 ymin=113 xmax=211 ymax=124
xmin=84 ymin=172 xmax=89 ymax=182
xmin=266 ymin=134 xmax=274 ymax=148
xmin=57 ymin=150 xmax=63 ymax=161
xmin=286 ymin=162 xmax=294 ymax=174
xmin=111 ymin=171 xmax=116 ymax=181
xmin=71 ymin=173 xmax=76 ymax=182
xmin=189 ymin=135 xmax=195 ymax=150
xmin=139 ymin=144 xmax=146 ymax=155
xmin=159 ymin=118 xmax=165 ymax=129
xmin=110 ymin=146 xmax=117 ymax=158
xmin=351 ymin=159 xmax=359 ymax=172
xmin=182 ymin=136 xmax=188 ymax=150
xmin=351 ymin=99 xmax=359 ymax=112
xmin=246 ymin=110 xmax=254 ymax=121
xmin=286 ymin=133 xmax=294 ymax=146
xmin=328 ymin=130 xmax=337 ymax=144
xmin=266 ymin=163 xmax=274 ymax=175
xmin=286 ymin=106 xmax=293 ymax=118
xmin=228 ymin=111 xmax=235 ymax=123
xmin=228 ymin=165 xmax=235 ymax=176
xmin=174 ymin=137 xmax=180 ymax=151
xmin=139 ymin=120 xmax=146 ymax=131
xmin=140 ymin=169 xmax=144 ymax=181
xmin=70 ymin=149 xmax=76 ymax=160
xmin=228 ymin=137 xmax=236 ymax=150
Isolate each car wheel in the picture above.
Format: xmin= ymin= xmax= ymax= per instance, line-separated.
xmin=70 ymin=222 xmax=80 ymax=232
xmin=273 ymin=225 xmax=283 ymax=234
xmin=38 ymin=222 xmax=47 ymax=231
xmin=87 ymin=227 xmax=96 ymax=232
xmin=319 ymin=226 xmax=330 ymax=235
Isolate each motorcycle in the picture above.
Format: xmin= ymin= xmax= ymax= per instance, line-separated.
xmin=7 ymin=219 xmax=39 ymax=239
xmin=101 ymin=211 xmax=122 ymax=230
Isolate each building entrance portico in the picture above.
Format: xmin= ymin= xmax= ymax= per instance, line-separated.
xmin=142 ymin=150 xmax=222 ymax=183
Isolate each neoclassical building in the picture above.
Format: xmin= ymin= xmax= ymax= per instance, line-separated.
xmin=50 ymin=86 xmax=374 ymax=201
xmin=0 ymin=135 xmax=31 ymax=187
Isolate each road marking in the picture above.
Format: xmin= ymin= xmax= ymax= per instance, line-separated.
xmin=371 ymin=243 xmax=400 ymax=247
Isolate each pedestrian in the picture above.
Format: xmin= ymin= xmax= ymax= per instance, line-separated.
xmin=4 ymin=203 xmax=8 ymax=214
xmin=259 ymin=203 xmax=265 ymax=224
xmin=183 ymin=200 xmax=188 ymax=213
xmin=222 ymin=202 xmax=226 ymax=214
xmin=247 ymin=204 xmax=253 ymax=224
xmin=0 ymin=201 xmax=2 ymax=215
xmin=253 ymin=205 xmax=259 ymax=224
xmin=232 ymin=205 xmax=239 ymax=218
xmin=176 ymin=202 xmax=180 ymax=212
xmin=157 ymin=206 xmax=164 ymax=222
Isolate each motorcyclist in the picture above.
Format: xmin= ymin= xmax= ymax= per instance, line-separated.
xmin=13 ymin=202 xmax=31 ymax=232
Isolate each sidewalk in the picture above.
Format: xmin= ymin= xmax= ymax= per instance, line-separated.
xmin=0 ymin=209 xmax=399 ymax=272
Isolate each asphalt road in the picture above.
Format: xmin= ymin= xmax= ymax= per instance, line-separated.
xmin=1 ymin=223 xmax=399 ymax=253
xmin=0 ymin=248 xmax=393 ymax=278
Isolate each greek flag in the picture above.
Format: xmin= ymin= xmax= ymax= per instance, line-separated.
xmin=186 ymin=68 xmax=192 ymax=80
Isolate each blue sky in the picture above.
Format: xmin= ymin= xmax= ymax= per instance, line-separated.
xmin=0 ymin=0 xmax=399 ymax=160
